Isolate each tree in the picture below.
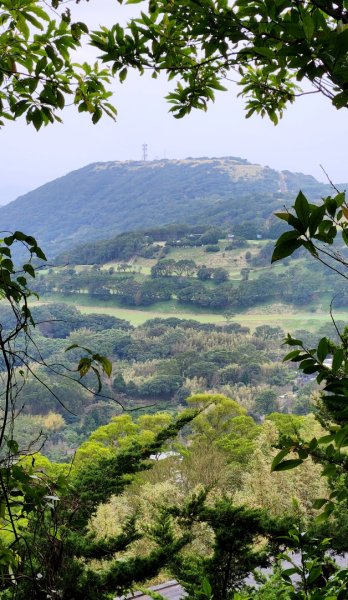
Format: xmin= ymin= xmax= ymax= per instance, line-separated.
xmin=92 ymin=1 xmax=348 ymax=122
xmin=0 ymin=0 xmax=116 ymax=128
xmin=4 ymin=410 xmax=198 ymax=600
xmin=170 ymin=495 xmax=289 ymax=600
xmin=254 ymin=389 xmax=278 ymax=415
xmin=270 ymin=191 xmax=348 ymax=485
xmin=266 ymin=193 xmax=348 ymax=596
xmin=4 ymin=2 xmax=348 ymax=131
xmin=173 ymin=259 xmax=197 ymax=277
xmin=213 ymin=268 xmax=229 ymax=283
xmin=4 ymin=2 xmax=348 ymax=597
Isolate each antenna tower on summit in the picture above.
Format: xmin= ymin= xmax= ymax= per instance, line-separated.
xmin=142 ymin=143 xmax=148 ymax=161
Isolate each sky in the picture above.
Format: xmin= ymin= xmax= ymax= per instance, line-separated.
xmin=1 ymin=0 xmax=348 ymax=204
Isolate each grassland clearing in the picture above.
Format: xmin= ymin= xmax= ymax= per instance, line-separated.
xmin=35 ymin=293 xmax=341 ymax=332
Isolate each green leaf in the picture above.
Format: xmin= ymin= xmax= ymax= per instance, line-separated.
xmin=0 ymin=258 xmax=14 ymax=271
xmin=332 ymin=348 xmax=344 ymax=372
xmin=202 ymin=578 xmax=212 ymax=598
xmin=322 ymin=464 xmax=337 ymax=477
xmin=317 ymin=337 xmax=329 ymax=362
xmin=274 ymin=230 xmax=301 ymax=245
xmin=93 ymin=354 xmax=112 ymax=377
xmin=271 ymin=447 xmax=292 ymax=471
xmin=335 ymin=192 xmax=346 ymax=207
xmin=78 ymin=357 xmax=92 ymax=377
xmin=318 ymin=434 xmax=335 ymax=444
xmin=272 ymin=459 xmax=303 ymax=472
xmin=308 ymin=204 xmax=326 ymax=236
xmin=313 ymin=498 xmax=328 ymax=509
xmin=274 ymin=212 xmax=290 ymax=222
xmin=7 ymin=439 xmax=19 ymax=454
xmin=253 ymin=46 xmax=274 ymax=59
xmin=119 ymin=67 xmax=128 ymax=82
xmin=33 ymin=247 xmax=47 ymax=261
xmin=16 ymin=276 xmax=27 ymax=287
xmin=281 ymin=567 xmax=299 ymax=577
xmin=307 ymin=566 xmax=322 ymax=585
xmin=23 ymin=264 xmax=35 ymax=278
xmin=271 ymin=239 xmax=302 ymax=262
xmin=30 ymin=109 xmax=43 ymax=131
xmin=302 ymin=13 xmax=314 ymax=41
xmin=309 ymin=437 xmax=318 ymax=451
xmin=92 ymin=107 xmax=103 ymax=124
xmin=283 ymin=350 xmax=301 ymax=361
xmin=294 ymin=191 xmax=310 ymax=228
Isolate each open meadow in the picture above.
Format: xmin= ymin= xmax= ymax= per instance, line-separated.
xmin=37 ymin=293 xmax=345 ymax=332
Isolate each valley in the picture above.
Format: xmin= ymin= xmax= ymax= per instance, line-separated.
xmin=34 ymin=228 xmax=346 ymax=332
xmin=0 ymin=156 xmax=347 ymax=599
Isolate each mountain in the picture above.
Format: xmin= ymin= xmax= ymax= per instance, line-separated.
xmin=0 ymin=156 xmax=341 ymax=258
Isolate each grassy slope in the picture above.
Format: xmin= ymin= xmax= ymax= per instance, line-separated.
xmin=38 ymin=238 xmax=343 ymax=332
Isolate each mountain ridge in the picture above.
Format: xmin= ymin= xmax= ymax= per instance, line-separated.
xmin=0 ymin=156 xmax=343 ymax=257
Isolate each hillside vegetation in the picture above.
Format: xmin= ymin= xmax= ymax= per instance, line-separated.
xmin=37 ymin=226 xmax=348 ymax=330
xmin=0 ymin=299 xmax=331 ymax=464
xmin=0 ymin=157 xmax=342 ymax=257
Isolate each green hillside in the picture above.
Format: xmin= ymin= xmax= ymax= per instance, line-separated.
xmin=37 ymin=231 xmax=348 ymax=331
xmin=0 ymin=156 xmax=341 ymax=258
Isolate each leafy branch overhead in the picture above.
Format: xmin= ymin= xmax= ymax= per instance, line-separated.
xmin=92 ymin=0 xmax=348 ymax=121
xmin=4 ymin=1 xmax=348 ymax=126
xmin=0 ymin=0 xmax=116 ymax=128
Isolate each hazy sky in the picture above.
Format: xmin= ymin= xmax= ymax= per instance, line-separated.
xmin=1 ymin=0 xmax=348 ymax=204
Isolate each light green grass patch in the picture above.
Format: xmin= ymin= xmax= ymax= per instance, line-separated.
xmin=32 ymin=293 xmax=345 ymax=332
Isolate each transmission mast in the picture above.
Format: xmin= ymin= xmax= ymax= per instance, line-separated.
xmin=142 ymin=143 xmax=148 ymax=161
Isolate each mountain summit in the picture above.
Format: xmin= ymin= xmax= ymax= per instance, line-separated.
xmin=0 ymin=157 xmax=333 ymax=257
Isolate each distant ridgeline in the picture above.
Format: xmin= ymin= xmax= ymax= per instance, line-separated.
xmin=0 ymin=156 xmax=341 ymax=258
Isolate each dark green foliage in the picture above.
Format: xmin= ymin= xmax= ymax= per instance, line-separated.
xmin=197 ymin=267 xmax=229 ymax=282
xmin=41 ymin=255 xmax=348 ymax=313
xmin=91 ymin=0 xmax=348 ymax=122
xmin=205 ymin=245 xmax=220 ymax=253
xmin=254 ymin=390 xmax=278 ymax=415
xmin=170 ymin=495 xmax=290 ymax=600
xmin=9 ymin=411 xmax=198 ymax=600
xmin=0 ymin=1 xmax=116 ymax=129
xmin=200 ymin=228 xmax=222 ymax=245
xmin=30 ymin=303 xmax=131 ymax=338
xmin=138 ymin=374 xmax=184 ymax=398
xmin=71 ymin=410 xmax=198 ymax=526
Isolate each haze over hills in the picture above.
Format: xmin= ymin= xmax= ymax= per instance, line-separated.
xmin=0 ymin=156 xmax=344 ymax=257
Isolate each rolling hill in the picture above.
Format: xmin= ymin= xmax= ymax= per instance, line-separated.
xmin=0 ymin=156 xmax=342 ymax=257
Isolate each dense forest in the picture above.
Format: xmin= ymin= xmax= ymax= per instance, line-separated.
xmin=1 ymin=294 xmax=347 ymax=599
xmin=2 ymin=0 xmax=348 ymax=597
xmin=0 ymin=300 xmax=317 ymax=462
xmin=1 ymin=199 xmax=347 ymax=600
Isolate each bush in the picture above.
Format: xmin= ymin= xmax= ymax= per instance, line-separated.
xmin=205 ymin=245 xmax=220 ymax=253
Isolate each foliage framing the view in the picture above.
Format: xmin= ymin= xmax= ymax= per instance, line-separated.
xmin=92 ymin=0 xmax=348 ymax=122
xmin=271 ymin=189 xmax=348 ymax=549
xmin=2 ymin=1 xmax=348 ymax=599
xmin=3 ymin=1 xmax=348 ymax=128
xmin=0 ymin=0 xmax=116 ymax=128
